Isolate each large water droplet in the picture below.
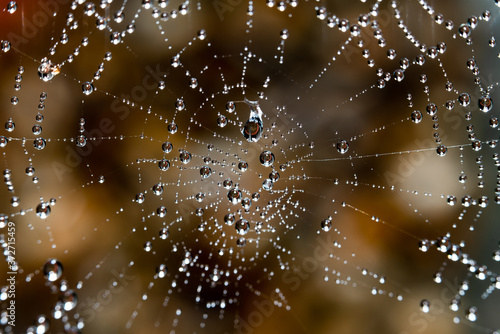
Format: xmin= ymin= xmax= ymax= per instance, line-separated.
xmin=7 ymin=1 xmax=17 ymax=14
xmin=44 ymin=259 xmax=63 ymax=282
xmin=458 ymin=24 xmax=471 ymax=38
xmin=242 ymin=99 xmax=264 ymax=142
xmin=179 ymin=151 xmax=192 ymax=164
xmin=420 ymin=299 xmax=430 ymax=313
xmin=200 ymin=166 xmax=212 ymax=178
xmin=34 ymin=315 xmax=50 ymax=334
xmin=465 ymin=307 xmax=477 ymax=321
xmin=38 ymin=60 xmax=59 ymax=82
xmin=262 ymin=178 xmax=273 ymax=190
xmin=158 ymin=159 xmax=170 ymax=171
xmin=228 ymin=188 xmax=242 ymax=204
xmin=436 ymin=145 xmax=447 ymax=156
xmin=76 ymin=134 xmax=86 ymax=147
xmin=82 ymin=82 xmax=94 ymax=95
xmin=478 ymin=96 xmax=492 ymax=112
xmin=1 ymin=40 xmax=11 ymax=53
xmin=156 ymin=264 xmax=167 ymax=278
xmin=36 ymin=203 xmax=51 ymax=219
xmin=34 ymin=137 xmax=47 ymax=150
xmin=259 ymin=151 xmax=275 ymax=167
xmin=159 ymin=228 xmax=169 ymax=239
xmin=321 ymin=219 xmax=332 ymax=231
xmin=162 ymin=141 xmax=173 ymax=153
xmin=59 ymin=289 xmax=78 ymax=311
xmin=411 ymin=111 xmax=422 ymax=123
xmin=235 ymin=219 xmax=250 ymax=235
xmin=458 ymin=93 xmax=470 ymax=106
xmin=336 ymin=140 xmax=349 ymax=154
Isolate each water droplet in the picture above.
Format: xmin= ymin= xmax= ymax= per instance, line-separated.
xmin=168 ymin=123 xmax=178 ymax=134
xmin=34 ymin=315 xmax=50 ymax=334
xmin=60 ymin=289 xmax=78 ymax=311
xmin=242 ymin=99 xmax=264 ymax=142
xmin=175 ymin=98 xmax=185 ymax=111
xmin=259 ymin=151 xmax=275 ymax=167
xmin=336 ymin=140 xmax=349 ymax=154
xmin=82 ymin=82 xmax=94 ymax=95
xmin=38 ymin=61 xmax=60 ymax=82
xmin=152 ymin=183 xmax=163 ymax=195
xmin=235 ymin=219 xmax=250 ymax=235
xmin=321 ymin=219 xmax=332 ymax=231
xmin=393 ymin=69 xmax=405 ymax=82
xmin=228 ymin=188 xmax=242 ymax=204
xmin=200 ymin=166 xmax=211 ymax=178
xmin=478 ymin=96 xmax=492 ymax=112
xmin=471 ymin=141 xmax=482 ymax=151
xmin=468 ymin=16 xmax=478 ymax=29
xmin=458 ymin=24 xmax=471 ymax=38
xmin=262 ymin=178 xmax=273 ymax=190
xmin=226 ymin=101 xmax=235 ymax=113
xmin=195 ymin=192 xmax=205 ymax=202
xmin=241 ymin=197 xmax=252 ymax=210
xmin=158 ymin=159 xmax=170 ymax=171
xmin=197 ymin=29 xmax=206 ymax=40
xmin=159 ymin=228 xmax=169 ymax=239
xmin=34 ymin=137 xmax=47 ymax=150
xmin=162 ymin=141 xmax=173 ymax=153
xmin=420 ymin=299 xmax=430 ymax=313
xmin=6 ymin=1 xmax=17 ymax=13
xmin=179 ymin=151 xmax=191 ymax=164
xmin=450 ymin=298 xmax=461 ymax=311
xmin=5 ymin=119 xmax=14 ymax=132
xmin=426 ymin=103 xmax=437 ymax=116
xmin=76 ymin=134 xmax=86 ymax=147
xmin=418 ymin=239 xmax=430 ymax=252
xmin=242 ymin=117 xmax=263 ymax=142
xmin=223 ymin=179 xmax=233 ymax=189
xmin=157 ymin=206 xmax=167 ymax=218
xmin=36 ymin=203 xmax=51 ymax=219
xmin=110 ymin=31 xmax=121 ymax=45
xmin=44 ymin=259 xmax=63 ymax=282
xmin=447 ymin=195 xmax=457 ymax=207
xmin=217 ymin=115 xmax=227 ymax=128
xmin=465 ymin=307 xmax=477 ymax=321
xmin=134 ymin=193 xmax=145 ymax=204
xmin=458 ymin=93 xmax=470 ymax=106
xmin=10 ymin=196 xmax=19 ymax=207
xmin=1 ymin=40 xmax=11 ymax=53
xmin=189 ymin=78 xmax=198 ymax=88
xmin=436 ymin=145 xmax=447 ymax=156
xmin=26 ymin=166 xmax=35 ymax=176
xmin=411 ymin=111 xmax=422 ymax=123
xmin=478 ymin=196 xmax=489 ymax=208
xmin=269 ymin=171 xmax=279 ymax=182
xmin=447 ymin=245 xmax=462 ymax=262
xmin=224 ymin=213 xmax=235 ymax=226
xmin=196 ymin=208 xmax=204 ymax=217
xmin=238 ymin=161 xmax=248 ymax=172
xmin=280 ymin=29 xmax=289 ymax=40
xmin=156 ymin=264 xmax=167 ymax=278
xmin=171 ymin=55 xmax=180 ymax=67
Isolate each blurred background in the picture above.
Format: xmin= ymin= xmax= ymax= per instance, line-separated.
xmin=0 ymin=0 xmax=499 ymax=333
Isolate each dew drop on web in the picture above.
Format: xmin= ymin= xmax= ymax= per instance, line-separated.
xmin=43 ymin=259 xmax=63 ymax=282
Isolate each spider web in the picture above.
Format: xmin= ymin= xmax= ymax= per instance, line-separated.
xmin=0 ymin=0 xmax=500 ymax=333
